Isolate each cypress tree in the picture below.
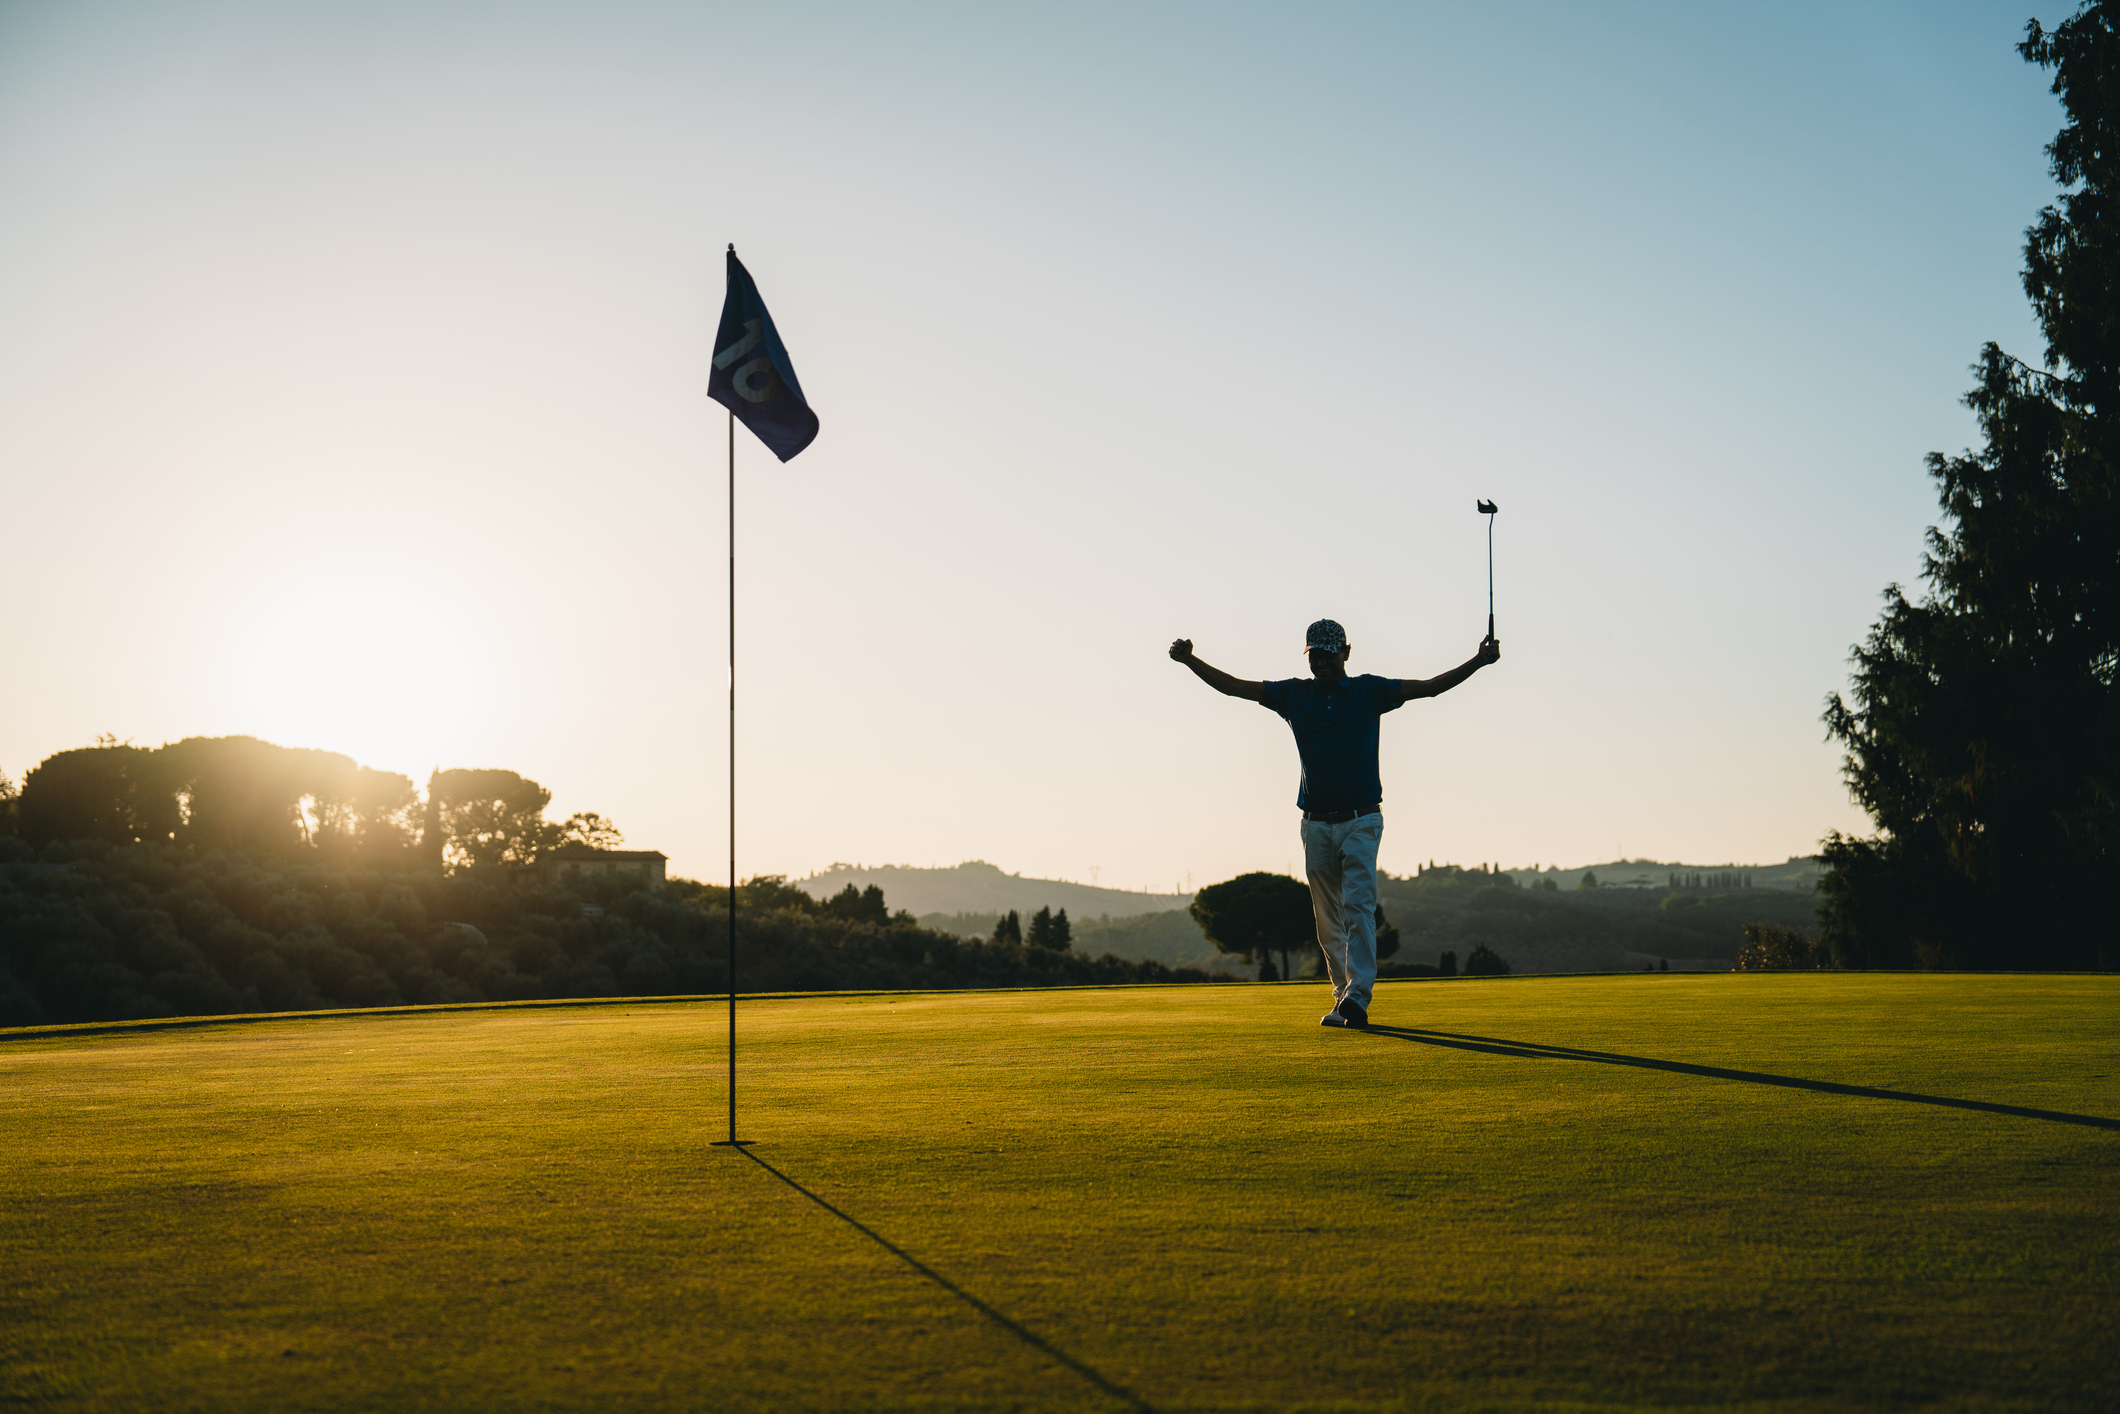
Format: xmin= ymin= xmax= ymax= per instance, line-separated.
xmin=419 ymin=768 xmax=445 ymax=873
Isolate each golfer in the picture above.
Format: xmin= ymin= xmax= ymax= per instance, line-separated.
xmin=1169 ymin=620 xmax=1499 ymax=1028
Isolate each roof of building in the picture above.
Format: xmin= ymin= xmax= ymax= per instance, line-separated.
xmin=543 ymin=845 xmax=668 ymax=862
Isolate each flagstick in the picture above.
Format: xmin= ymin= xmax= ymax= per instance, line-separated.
xmin=714 ymin=407 xmax=750 ymax=1147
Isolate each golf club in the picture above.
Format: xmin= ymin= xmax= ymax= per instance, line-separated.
xmin=1477 ymin=499 xmax=1499 ymax=640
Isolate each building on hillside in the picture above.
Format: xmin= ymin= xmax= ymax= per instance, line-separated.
xmin=539 ymin=844 xmax=668 ymax=890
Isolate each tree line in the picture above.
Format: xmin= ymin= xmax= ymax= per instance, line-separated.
xmin=0 ymin=735 xmax=1230 ymax=1026
xmin=1670 ymin=872 xmax=1751 ymax=892
xmin=0 ymin=844 xmax=1228 ymax=1028
xmin=984 ymin=906 xmax=1074 ymax=951
xmin=4 ymin=735 xmax=620 ymax=871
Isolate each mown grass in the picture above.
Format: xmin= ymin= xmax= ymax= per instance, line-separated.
xmin=1 ymin=973 xmax=2114 ymax=1412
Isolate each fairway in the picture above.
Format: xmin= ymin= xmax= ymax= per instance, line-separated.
xmin=2 ymin=975 xmax=2115 ymax=1412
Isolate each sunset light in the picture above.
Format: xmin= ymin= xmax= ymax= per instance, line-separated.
xmin=3 ymin=6 xmax=2115 ymax=1411
xmin=237 ymin=580 xmax=479 ymax=775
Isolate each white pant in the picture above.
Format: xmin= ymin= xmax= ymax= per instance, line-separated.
xmin=1301 ymin=812 xmax=1382 ymax=1009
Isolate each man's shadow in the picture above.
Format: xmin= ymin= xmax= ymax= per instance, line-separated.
xmin=1360 ymin=1025 xmax=2120 ymax=1131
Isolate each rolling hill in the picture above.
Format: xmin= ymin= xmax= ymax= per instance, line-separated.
xmin=794 ymin=859 xmax=1190 ymax=919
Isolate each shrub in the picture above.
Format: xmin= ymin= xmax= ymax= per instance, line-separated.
xmin=1735 ymin=922 xmax=1824 ymax=971
xmin=1463 ymin=944 xmax=1510 ymax=976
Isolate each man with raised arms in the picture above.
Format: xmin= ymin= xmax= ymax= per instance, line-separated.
xmin=1169 ymin=619 xmax=1500 ymax=1028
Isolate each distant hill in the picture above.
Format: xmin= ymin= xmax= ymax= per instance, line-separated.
xmin=1070 ymin=909 xmax=1230 ymax=974
xmin=794 ymin=860 xmax=1191 ymax=920
xmin=1376 ymin=865 xmax=1820 ymax=976
xmin=794 ymin=856 xmax=1818 ymax=917
xmin=791 ymin=855 xmax=1826 ymax=980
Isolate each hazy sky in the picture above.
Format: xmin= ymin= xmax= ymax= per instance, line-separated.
xmin=0 ymin=1 xmax=2069 ymax=890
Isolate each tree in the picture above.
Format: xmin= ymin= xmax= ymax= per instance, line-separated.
xmin=737 ymin=874 xmax=827 ymax=913
xmin=1821 ymin=7 xmax=2120 ymax=971
xmin=1735 ymin=923 xmax=1823 ymax=972
xmin=1026 ymin=905 xmax=1072 ymax=951
xmin=133 ymin=736 xmax=356 ymax=856
xmin=12 ymin=737 xmax=574 ymax=875
xmin=1190 ymin=872 xmax=1314 ymax=982
xmin=432 ymin=768 xmax=552 ymax=870
xmin=991 ymin=910 xmax=1022 ymax=946
xmin=347 ymin=768 xmax=421 ymax=859
xmin=419 ymin=769 xmax=445 ymax=871
xmin=303 ymin=763 xmax=419 ymax=862
xmin=1578 ymin=872 xmax=1598 ymax=890
xmin=825 ymin=883 xmax=889 ymax=926
xmin=1463 ymin=944 xmax=1511 ymax=976
xmin=20 ymin=742 xmax=154 ymax=847
xmin=19 ymin=737 xmax=399 ymax=858
xmin=555 ymin=812 xmax=625 ymax=851
xmin=1375 ymin=905 xmax=1401 ymax=961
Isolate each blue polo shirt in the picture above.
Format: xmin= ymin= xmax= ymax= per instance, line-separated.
xmin=1258 ymin=674 xmax=1404 ymax=811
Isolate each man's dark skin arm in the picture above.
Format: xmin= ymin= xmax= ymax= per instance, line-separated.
xmin=1167 ymin=639 xmax=1265 ymax=701
xmin=1397 ymin=635 xmax=1501 ymax=704
xmin=1170 ymin=635 xmax=1499 ymax=703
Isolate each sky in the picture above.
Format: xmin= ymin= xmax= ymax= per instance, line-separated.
xmin=0 ymin=0 xmax=2072 ymax=892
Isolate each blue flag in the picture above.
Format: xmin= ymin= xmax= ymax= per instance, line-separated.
xmin=709 ymin=247 xmax=820 ymax=462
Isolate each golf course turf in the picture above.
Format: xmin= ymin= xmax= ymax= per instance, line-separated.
xmin=2 ymin=974 xmax=2114 ymax=1412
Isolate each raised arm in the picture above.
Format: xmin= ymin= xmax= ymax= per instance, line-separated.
xmin=1169 ymin=639 xmax=1266 ymax=702
xmin=1396 ymin=636 xmax=1501 ymax=704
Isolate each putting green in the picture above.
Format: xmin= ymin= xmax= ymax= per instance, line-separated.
xmin=2 ymin=974 xmax=2114 ymax=1412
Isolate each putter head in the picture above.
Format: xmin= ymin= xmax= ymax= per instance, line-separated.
xmin=1477 ymin=499 xmax=1498 ymax=515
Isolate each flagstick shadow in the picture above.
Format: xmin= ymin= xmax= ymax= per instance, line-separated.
xmin=734 ymin=1147 xmax=1159 ymax=1414
xmin=1361 ymin=1026 xmax=2120 ymax=1131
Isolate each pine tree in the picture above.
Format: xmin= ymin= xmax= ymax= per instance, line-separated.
xmin=1822 ymin=6 xmax=2120 ymax=970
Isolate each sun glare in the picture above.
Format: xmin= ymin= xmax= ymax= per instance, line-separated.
xmin=238 ymin=582 xmax=483 ymax=775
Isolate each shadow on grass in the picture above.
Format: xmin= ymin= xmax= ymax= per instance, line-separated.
xmin=735 ymin=1147 xmax=1158 ymax=1413
xmin=1363 ymin=1026 xmax=2120 ymax=1131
